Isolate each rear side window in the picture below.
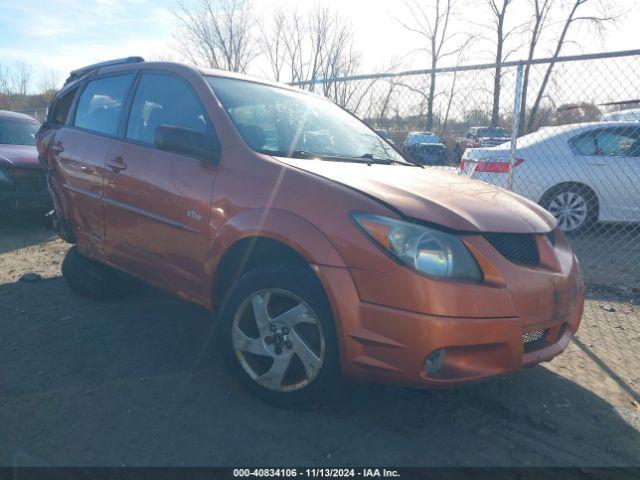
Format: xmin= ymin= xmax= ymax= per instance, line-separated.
xmin=49 ymin=86 xmax=78 ymax=125
xmin=74 ymin=74 xmax=133 ymax=136
xmin=126 ymin=73 xmax=209 ymax=145
xmin=571 ymin=127 xmax=640 ymax=157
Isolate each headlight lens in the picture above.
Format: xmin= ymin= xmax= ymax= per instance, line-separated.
xmin=353 ymin=213 xmax=483 ymax=282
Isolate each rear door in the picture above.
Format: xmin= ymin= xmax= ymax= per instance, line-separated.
xmin=102 ymin=72 xmax=218 ymax=299
xmin=51 ymin=74 xmax=134 ymax=255
xmin=570 ymin=126 xmax=640 ymax=221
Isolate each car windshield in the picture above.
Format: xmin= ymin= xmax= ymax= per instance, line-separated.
xmin=477 ymin=127 xmax=509 ymax=138
xmin=206 ymin=76 xmax=406 ymax=163
xmin=0 ymin=119 xmax=39 ymax=146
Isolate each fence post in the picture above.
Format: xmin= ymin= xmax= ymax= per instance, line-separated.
xmin=508 ymin=63 xmax=524 ymax=191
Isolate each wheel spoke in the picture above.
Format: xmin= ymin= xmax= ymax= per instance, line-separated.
xmin=255 ymin=354 xmax=291 ymax=388
xmin=232 ymin=323 xmax=269 ymax=356
xmin=250 ymin=291 xmax=271 ymax=330
xmin=272 ymin=302 xmax=313 ymax=327
xmin=291 ymin=329 xmax=322 ymax=380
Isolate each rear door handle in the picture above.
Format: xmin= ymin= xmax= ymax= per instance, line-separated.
xmin=106 ymin=156 xmax=127 ymax=173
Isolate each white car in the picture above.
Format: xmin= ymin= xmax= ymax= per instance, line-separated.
xmin=460 ymin=122 xmax=640 ymax=232
xmin=601 ymin=108 xmax=640 ymax=122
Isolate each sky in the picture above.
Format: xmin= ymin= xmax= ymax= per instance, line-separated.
xmin=0 ymin=0 xmax=638 ymax=92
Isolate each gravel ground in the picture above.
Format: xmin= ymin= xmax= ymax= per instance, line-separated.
xmin=1 ymin=216 xmax=639 ymax=467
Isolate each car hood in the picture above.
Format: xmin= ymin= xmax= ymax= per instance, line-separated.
xmin=0 ymin=144 xmax=41 ymax=169
xmin=277 ymin=158 xmax=556 ymax=233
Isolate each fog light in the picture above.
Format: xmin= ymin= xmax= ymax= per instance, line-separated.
xmin=425 ymin=348 xmax=445 ymax=374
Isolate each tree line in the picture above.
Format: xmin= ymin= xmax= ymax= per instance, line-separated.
xmin=2 ymin=0 xmax=622 ymax=132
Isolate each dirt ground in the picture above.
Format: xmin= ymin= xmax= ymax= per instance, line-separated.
xmin=1 ymin=216 xmax=639 ymax=467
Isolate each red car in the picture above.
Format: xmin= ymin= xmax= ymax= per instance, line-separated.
xmin=0 ymin=110 xmax=52 ymax=213
xmin=455 ymin=126 xmax=511 ymax=160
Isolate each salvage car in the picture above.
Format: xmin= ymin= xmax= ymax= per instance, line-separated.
xmin=38 ymin=58 xmax=584 ymax=406
xmin=460 ymin=122 xmax=640 ymax=233
xmin=0 ymin=110 xmax=51 ymax=213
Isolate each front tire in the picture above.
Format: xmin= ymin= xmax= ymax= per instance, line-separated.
xmin=219 ymin=265 xmax=340 ymax=408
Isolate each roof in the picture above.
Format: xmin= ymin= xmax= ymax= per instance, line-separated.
xmin=0 ymin=110 xmax=39 ymax=122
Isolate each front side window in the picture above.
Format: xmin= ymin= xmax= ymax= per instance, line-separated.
xmin=0 ymin=119 xmax=39 ymax=146
xmin=126 ymin=74 xmax=209 ymax=145
xmin=571 ymin=127 xmax=640 ymax=157
xmin=74 ymin=74 xmax=133 ymax=136
xmin=206 ymin=76 xmax=405 ymax=163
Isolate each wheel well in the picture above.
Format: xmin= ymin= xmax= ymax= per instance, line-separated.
xmin=212 ymin=237 xmax=312 ymax=311
xmin=540 ymin=182 xmax=599 ymax=211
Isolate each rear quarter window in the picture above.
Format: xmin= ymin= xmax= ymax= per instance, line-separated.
xmin=49 ymin=86 xmax=78 ymax=126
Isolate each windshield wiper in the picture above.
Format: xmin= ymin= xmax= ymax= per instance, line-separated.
xmin=358 ymin=153 xmax=420 ymax=167
xmin=262 ymin=149 xmax=416 ymax=166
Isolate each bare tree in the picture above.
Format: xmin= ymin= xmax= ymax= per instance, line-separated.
xmin=262 ymin=5 xmax=362 ymax=95
xmin=260 ymin=9 xmax=287 ymax=82
xmin=519 ymin=0 xmax=552 ymax=132
xmin=526 ymin=0 xmax=619 ymax=132
xmin=174 ymin=0 xmax=257 ymax=73
xmin=0 ymin=62 xmax=33 ymax=96
xmin=394 ymin=0 xmax=464 ymax=131
xmin=486 ymin=0 xmax=519 ymax=127
xmin=282 ymin=10 xmax=307 ymax=84
xmin=38 ymin=69 xmax=61 ymax=95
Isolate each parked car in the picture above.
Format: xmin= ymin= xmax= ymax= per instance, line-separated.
xmin=38 ymin=58 xmax=583 ymax=406
xmin=455 ymin=126 xmax=510 ymax=160
xmin=460 ymin=122 xmax=640 ymax=232
xmin=403 ymin=131 xmax=441 ymax=150
xmin=405 ymin=142 xmax=447 ymax=166
xmin=601 ymin=108 xmax=640 ymax=122
xmin=403 ymin=131 xmax=447 ymax=166
xmin=0 ymin=110 xmax=52 ymax=214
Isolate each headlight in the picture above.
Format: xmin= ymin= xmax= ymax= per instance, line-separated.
xmin=352 ymin=213 xmax=483 ymax=282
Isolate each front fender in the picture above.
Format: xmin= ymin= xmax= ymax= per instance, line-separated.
xmin=204 ymin=208 xmax=347 ymax=301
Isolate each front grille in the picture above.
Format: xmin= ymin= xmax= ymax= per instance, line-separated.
xmin=523 ymin=329 xmax=548 ymax=353
xmin=483 ymin=233 xmax=540 ymax=265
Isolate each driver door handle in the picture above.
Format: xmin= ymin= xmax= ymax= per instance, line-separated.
xmin=106 ymin=156 xmax=127 ymax=173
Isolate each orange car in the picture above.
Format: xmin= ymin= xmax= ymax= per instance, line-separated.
xmin=37 ymin=58 xmax=583 ymax=406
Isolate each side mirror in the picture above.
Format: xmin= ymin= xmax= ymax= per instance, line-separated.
xmin=154 ymin=125 xmax=221 ymax=163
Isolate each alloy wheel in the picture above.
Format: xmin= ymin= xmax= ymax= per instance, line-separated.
xmin=231 ymin=289 xmax=325 ymax=392
xmin=547 ymin=191 xmax=588 ymax=232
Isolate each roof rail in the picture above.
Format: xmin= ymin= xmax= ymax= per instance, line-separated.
xmin=64 ymin=56 xmax=144 ymax=85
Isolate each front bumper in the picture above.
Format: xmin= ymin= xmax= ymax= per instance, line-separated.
xmin=314 ymin=231 xmax=584 ymax=388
